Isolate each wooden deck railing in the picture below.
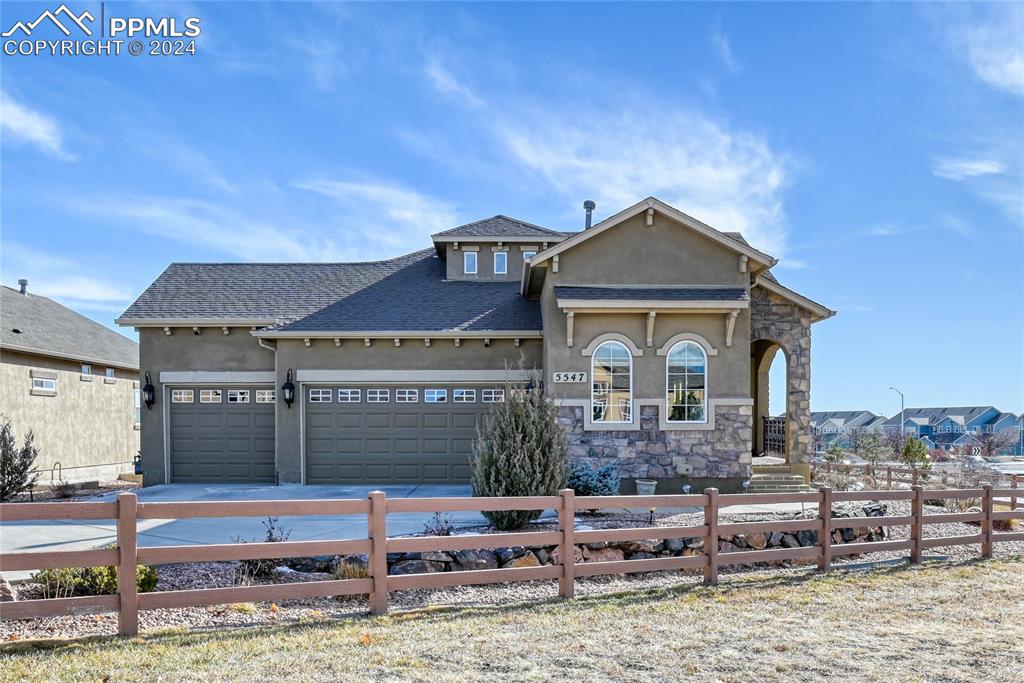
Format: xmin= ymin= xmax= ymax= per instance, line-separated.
xmin=1 ymin=485 xmax=1022 ymax=636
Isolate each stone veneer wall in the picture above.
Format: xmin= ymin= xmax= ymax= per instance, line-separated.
xmin=558 ymin=404 xmax=753 ymax=485
xmin=750 ymin=287 xmax=814 ymax=465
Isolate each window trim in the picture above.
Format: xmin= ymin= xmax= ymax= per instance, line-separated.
xmin=482 ymin=388 xmax=505 ymax=403
xmin=367 ymin=389 xmax=390 ymax=403
xmin=308 ymin=388 xmax=333 ymax=403
xmin=425 ymin=388 xmax=448 ymax=403
xmin=453 ymin=388 xmax=477 ymax=403
xmin=396 ymin=388 xmax=419 ymax=403
xmin=337 ymin=388 xmax=361 ymax=403
xmin=463 ymin=251 xmax=478 ymax=275
xmin=665 ymin=340 xmax=709 ymax=424
xmin=590 ymin=340 xmax=633 ymax=424
xmin=200 ymin=389 xmax=223 ymax=404
xmin=171 ymin=389 xmax=194 ymax=403
xmin=227 ymin=389 xmax=251 ymax=403
xmin=493 ymin=251 xmax=508 ymax=275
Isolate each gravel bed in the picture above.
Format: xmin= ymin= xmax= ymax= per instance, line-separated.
xmin=3 ymin=500 xmax=1019 ymax=642
xmin=4 ymin=480 xmax=140 ymax=504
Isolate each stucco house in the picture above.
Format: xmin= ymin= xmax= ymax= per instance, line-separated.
xmin=118 ymin=197 xmax=834 ymax=492
xmin=1 ymin=281 xmax=140 ymax=482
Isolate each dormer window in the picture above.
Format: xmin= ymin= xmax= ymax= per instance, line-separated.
xmin=522 ymin=251 xmax=536 ymax=261
xmin=494 ymin=251 xmax=507 ymax=275
xmin=464 ymin=251 xmax=477 ymax=275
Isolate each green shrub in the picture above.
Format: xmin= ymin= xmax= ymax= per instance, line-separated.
xmin=471 ymin=372 xmax=568 ymax=530
xmin=51 ymin=479 xmax=77 ymax=499
xmin=0 ymin=416 xmax=39 ymax=502
xmin=900 ymin=437 xmax=932 ymax=468
xmin=567 ymin=462 xmax=619 ymax=497
xmin=824 ymin=444 xmax=844 ymax=463
xmin=32 ymin=564 xmax=157 ymax=597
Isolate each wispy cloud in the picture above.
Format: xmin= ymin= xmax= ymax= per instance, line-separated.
xmin=424 ymin=54 xmax=484 ymax=108
xmin=496 ymin=108 xmax=790 ymax=257
xmin=933 ymin=157 xmax=1006 ymax=180
xmin=951 ymin=4 xmax=1024 ymax=97
xmin=0 ymin=90 xmax=76 ymax=161
xmin=710 ymin=26 xmax=740 ymax=73
xmin=295 ymin=178 xmax=460 ymax=255
xmin=1 ymin=243 xmax=132 ymax=311
xmin=861 ymin=223 xmax=920 ymax=238
xmin=939 ymin=214 xmax=975 ymax=239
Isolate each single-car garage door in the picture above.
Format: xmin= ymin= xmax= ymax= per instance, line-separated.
xmin=169 ymin=385 xmax=276 ymax=483
xmin=304 ymin=385 xmax=504 ymax=484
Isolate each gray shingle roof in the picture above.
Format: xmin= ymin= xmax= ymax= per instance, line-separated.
xmin=2 ymin=286 xmax=138 ymax=369
xmin=880 ymin=406 xmax=998 ymax=428
xmin=431 ymin=215 xmax=566 ymax=240
xmin=267 ymin=253 xmax=541 ymax=333
xmin=554 ymin=286 xmax=749 ymax=302
xmin=119 ymin=250 xmax=541 ymax=333
xmin=118 ymin=250 xmax=433 ymax=324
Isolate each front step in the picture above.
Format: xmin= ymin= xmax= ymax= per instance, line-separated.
xmin=747 ymin=470 xmax=813 ymax=493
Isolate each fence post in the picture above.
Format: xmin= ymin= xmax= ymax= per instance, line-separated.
xmin=981 ymin=485 xmax=993 ymax=559
xmin=558 ymin=488 xmax=575 ymax=599
xmin=886 ymin=466 xmax=892 ymax=489
xmin=703 ymin=488 xmax=719 ymax=586
xmin=1012 ymin=476 xmax=1019 ymax=512
xmin=910 ymin=485 xmax=923 ymax=564
xmin=116 ymin=492 xmax=138 ymax=636
xmin=818 ymin=486 xmax=833 ymax=572
xmin=912 ymin=467 xmax=919 ymax=487
xmin=368 ymin=490 xmax=388 ymax=615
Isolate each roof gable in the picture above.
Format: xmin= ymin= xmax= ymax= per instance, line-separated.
xmin=431 ymin=215 xmax=567 ymax=241
xmin=528 ymin=197 xmax=777 ymax=272
xmin=2 ymin=286 xmax=138 ymax=369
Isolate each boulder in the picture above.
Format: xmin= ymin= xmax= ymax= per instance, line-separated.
xmin=768 ymin=531 xmax=785 ymax=547
xmin=622 ymin=539 xmax=663 ymax=554
xmin=534 ymin=548 xmax=551 ymax=565
xmin=684 ymin=537 xmax=704 ymax=550
xmin=550 ymin=545 xmax=584 ymax=565
xmin=286 ymin=554 xmax=337 ymax=573
xmin=408 ymin=551 xmax=453 ymax=563
xmin=502 ymin=552 xmax=541 ymax=569
xmin=451 ymin=549 xmax=499 ymax=571
xmin=664 ymin=538 xmax=687 ymax=553
xmin=388 ymin=560 xmax=446 ymax=575
xmin=0 ymin=576 xmax=16 ymax=602
xmin=495 ymin=546 xmax=528 ymax=564
xmin=780 ymin=534 xmax=801 ymax=549
xmin=732 ymin=534 xmax=749 ymax=549
xmin=840 ymin=527 xmax=857 ymax=543
xmin=587 ymin=547 xmax=626 ymax=563
xmin=628 ymin=551 xmax=658 ymax=560
xmin=796 ymin=529 xmax=819 ymax=547
xmin=718 ymin=540 xmax=741 ymax=553
xmin=586 ymin=541 xmax=610 ymax=550
xmin=745 ymin=532 xmax=768 ymax=550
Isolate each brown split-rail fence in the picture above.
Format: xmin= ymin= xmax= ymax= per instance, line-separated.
xmin=814 ymin=462 xmax=1022 ymax=499
xmin=1 ymin=485 xmax=1022 ymax=637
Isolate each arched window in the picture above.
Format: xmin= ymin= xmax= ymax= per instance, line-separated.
xmin=592 ymin=340 xmax=632 ymax=423
xmin=666 ymin=341 xmax=707 ymax=423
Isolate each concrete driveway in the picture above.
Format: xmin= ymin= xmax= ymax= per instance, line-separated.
xmin=1 ymin=484 xmax=544 ymax=581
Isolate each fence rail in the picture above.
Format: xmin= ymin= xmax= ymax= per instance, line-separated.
xmin=814 ymin=463 xmax=1022 ymax=507
xmin=1 ymin=484 xmax=1021 ymax=637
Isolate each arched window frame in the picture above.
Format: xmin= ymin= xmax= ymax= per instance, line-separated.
xmin=665 ymin=340 xmax=709 ymax=424
xmin=591 ymin=340 xmax=633 ymax=424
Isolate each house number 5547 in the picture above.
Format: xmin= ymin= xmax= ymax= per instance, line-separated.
xmin=552 ymin=371 xmax=587 ymax=383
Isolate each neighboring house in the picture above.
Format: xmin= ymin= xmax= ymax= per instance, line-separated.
xmin=1 ymin=281 xmax=140 ymax=482
xmin=118 ymin=197 xmax=834 ymax=492
xmin=882 ymin=407 xmax=1000 ymax=447
xmin=810 ymin=410 xmax=882 ymax=447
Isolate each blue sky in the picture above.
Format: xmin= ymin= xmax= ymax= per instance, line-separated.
xmin=1 ymin=1 xmax=1022 ymax=415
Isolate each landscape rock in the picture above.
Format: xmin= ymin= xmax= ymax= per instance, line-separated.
xmin=451 ymin=549 xmax=499 ymax=571
xmin=664 ymin=538 xmax=687 ymax=553
xmin=621 ymin=539 xmax=663 ymax=554
xmin=335 ymin=553 xmax=369 ymax=577
xmin=502 ymin=553 xmax=541 ymax=569
xmin=745 ymin=532 xmax=768 ymax=550
xmin=389 ymin=560 xmax=446 ymax=575
xmin=627 ymin=551 xmax=658 ymax=560
xmin=286 ymin=554 xmax=337 ymax=574
xmin=796 ymin=529 xmax=819 ymax=547
xmin=0 ymin=576 xmax=16 ymax=602
xmin=586 ymin=547 xmax=626 ymax=563
xmin=781 ymin=534 xmax=801 ymax=549
xmin=495 ymin=547 xmax=528 ymax=564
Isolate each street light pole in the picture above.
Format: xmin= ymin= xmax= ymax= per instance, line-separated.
xmin=889 ymin=386 xmax=905 ymax=442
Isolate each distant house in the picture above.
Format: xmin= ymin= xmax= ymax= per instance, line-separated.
xmin=810 ymin=410 xmax=882 ymax=448
xmin=0 ymin=280 xmax=140 ymax=482
xmin=879 ymin=406 xmax=1020 ymax=454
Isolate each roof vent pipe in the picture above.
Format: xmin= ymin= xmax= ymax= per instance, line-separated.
xmin=18 ymin=279 xmax=28 ymax=295
xmin=583 ymin=200 xmax=596 ymax=229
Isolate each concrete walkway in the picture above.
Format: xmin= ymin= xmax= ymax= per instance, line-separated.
xmin=1 ymin=484 xmax=812 ymax=581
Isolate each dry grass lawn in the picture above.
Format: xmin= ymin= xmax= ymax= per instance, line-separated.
xmin=2 ymin=558 xmax=1021 ymax=682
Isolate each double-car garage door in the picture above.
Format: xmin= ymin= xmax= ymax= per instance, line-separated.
xmin=304 ymin=385 xmax=503 ymax=484
xmin=168 ymin=385 xmax=276 ymax=483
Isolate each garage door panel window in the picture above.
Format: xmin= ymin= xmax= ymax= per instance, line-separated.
xmin=309 ymin=389 xmax=332 ymax=403
xmin=200 ymin=389 xmax=222 ymax=404
xmin=453 ymin=389 xmax=476 ymax=403
xmin=425 ymin=389 xmax=448 ymax=403
xmin=397 ymin=389 xmax=419 ymax=403
xmin=255 ymin=390 xmax=275 ymax=403
xmin=171 ymin=389 xmax=194 ymax=403
xmin=367 ymin=389 xmax=390 ymax=403
xmin=482 ymin=388 xmax=505 ymax=403
xmin=337 ymin=389 xmax=361 ymax=402
xmin=227 ymin=390 xmax=250 ymax=403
